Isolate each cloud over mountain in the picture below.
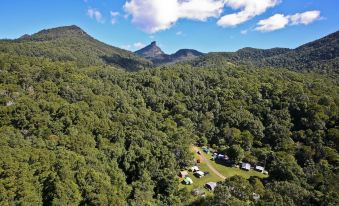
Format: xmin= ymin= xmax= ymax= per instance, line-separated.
xmin=217 ymin=0 xmax=281 ymax=27
xmin=124 ymin=0 xmax=225 ymax=33
xmin=87 ymin=8 xmax=104 ymax=23
xmin=123 ymin=0 xmax=320 ymax=33
xmin=256 ymin=10 xmax=321 ymax=32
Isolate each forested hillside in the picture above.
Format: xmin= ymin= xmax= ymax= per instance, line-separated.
xmin=191 ymin=31 xmax=339 ymax=73
xmin=0 ymin=26 xmax=152 ymax=71
xmin=0 ymin=49 xmax=338 ymax=205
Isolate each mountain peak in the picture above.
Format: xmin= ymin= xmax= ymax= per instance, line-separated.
xmin=135 ymin=42 xmax=204 ymax=64
xmin=19 ymin=25 xmax=90 ymax=42
xmin=135 ymin=41 xmax=165 ymax=59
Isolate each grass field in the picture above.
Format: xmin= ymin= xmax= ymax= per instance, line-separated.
xmin=179 ymin=148 xmax=222 ymax=190
xmin=204 ymin=152 xmax=268 ymax=179
xmin=178 ymin=163 xmax=222 ymax=191
xmin=179 ymin=145 xmax=268 ymax=202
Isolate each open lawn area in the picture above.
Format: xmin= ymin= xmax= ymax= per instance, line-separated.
xmin=179 ymin=145 xmax=268 ymax=203
xmin=204 ymin=152 xmax=268 ymax=179
xmin=179 ymin=147 xmax=222 ymax=191
xmin=178 ymin=163 xmax=222 ymax=191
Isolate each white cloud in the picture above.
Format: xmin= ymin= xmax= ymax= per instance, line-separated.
xmin=240 ymin=29 xmax=249 ymax=34
xmin=110 ymin=11 xmax=120 ymax=25
xmin=87 ymin=8 xmax=104 ymax=23
xmin=217 ymin=0 xmax=281 ymax=27
xmin=121 ymin=45 xmax=132 ymax=50
xmin=124 ymin=0 xmax=226 ymax=33
xmin=133 ymin=42 xmax=146 ymax=49
xmin=290 ymin=10 xmax=321 ymax=25
xmin=255 ymin=10 xmax=321 ymax=32
xmin=110 ymin=11 xmax=120 ymax=17
xmin=122 ymin=42 xmax=146 ymax=51
xmin=123 ymin=0 xmax=319 ymax=33
xmin=176 ymin=31 xmax=184 ymax=36
xmin=255 ymin=14 xmax=289 ymax=32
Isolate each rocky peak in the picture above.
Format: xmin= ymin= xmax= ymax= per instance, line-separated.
xmin=135 ymin=41 xmax=165 ymax=59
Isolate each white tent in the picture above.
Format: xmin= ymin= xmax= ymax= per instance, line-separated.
xmin=184 ymin=177 xmax=193 ymax=185
xmin=205 ymin=182 xmax=217 ymax=191
xmin=194 ymin=171 xmax=205 ymax=178
xmin=191 ymin=166 xmax=199 ymax=172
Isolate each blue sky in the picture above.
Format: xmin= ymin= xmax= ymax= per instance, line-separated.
xmin=0 ymin=0 xmax=338 ymax=54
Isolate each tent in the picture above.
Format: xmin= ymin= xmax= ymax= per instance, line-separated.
xmin=179 ymin=171 xmax=188 ymax=178
xmin=194 ymin=171 xmax=205 ymax=178
xmin=205 ymin=182 xmax=217 ymax=191
xmin=190 ymin=166 xmax=199 ymax=172
xmin=183 ymin=177 xmax=193 ymax=185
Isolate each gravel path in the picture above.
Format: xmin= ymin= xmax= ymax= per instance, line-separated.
xmin=193 ymin=146 xmax=226 ymax=180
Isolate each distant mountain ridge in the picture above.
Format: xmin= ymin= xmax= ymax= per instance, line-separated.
xmin=0 ymin=25 xmax=337 ymax=72
xmin=135 ymin=41 xmax=204 ymax=64
xmin=0 ymin=25 xmax=152 ymax=71
xmin=191 ymin=31 xmax=339 ymax=72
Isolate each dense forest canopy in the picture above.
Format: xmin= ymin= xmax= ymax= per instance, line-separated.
xmin=0 ymin=26 xmax=338 ymax=205
xmin=189 ymin=31 xmax=339 ymax=73
xmin=0 ymin=26 xmax=152 ymax=71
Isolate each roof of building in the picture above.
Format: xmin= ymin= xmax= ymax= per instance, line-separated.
xmin=205 ymin=182 xmax=217 ymax=190
xmin=180 ymin=171 xmax=188 ymax=176
xmin=255 ymin=166 xmax=264 ymax=171
xmin=242 ymin=162 xmax=251 ymax=169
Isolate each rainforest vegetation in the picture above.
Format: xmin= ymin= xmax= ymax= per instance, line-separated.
xmin=0 ymin=26 xmax=338 ymax=205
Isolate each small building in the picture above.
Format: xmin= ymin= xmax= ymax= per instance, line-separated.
xmin=241 ymin=163 xmax=251 ymax=171
xmin=191 ymin=188 xmax=205 ymax=196
xmin=179 ymin=171 xmax=188 ymax=178
xmin=190 ymin=166 xmax=199 ymax=172
xmin=255 ymin=166 xmax=265 ymax=173
xmin=183 ymin=177 xmax=193 ymax=185
xmin=205 ymin=182 xmax=217 ymax=191
xmin=194 ymin=171 xmax=205 ymax=178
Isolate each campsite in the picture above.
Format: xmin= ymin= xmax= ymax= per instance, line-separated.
xmin=178 ymin=146 xmax=268 ymax=199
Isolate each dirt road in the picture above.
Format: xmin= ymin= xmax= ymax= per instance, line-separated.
xmin=193 ymin=146 xmax=226 ymax=180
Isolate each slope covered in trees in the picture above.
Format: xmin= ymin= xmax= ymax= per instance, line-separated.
xmin=191 ymin=31 xmax=339 ymax=73
xmin=0 ymin=25 xmax=152 ymax=71
xmin=0 ymin=49 xmax=338 ymax=205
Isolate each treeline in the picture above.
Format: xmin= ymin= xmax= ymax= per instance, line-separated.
xmin=0 ymin=26 xmax=152 ymax=71
xmin=0 ymin=52 xmax=338 ymax=205
xmin=190 ymin=31 xmax=339 ymax=73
